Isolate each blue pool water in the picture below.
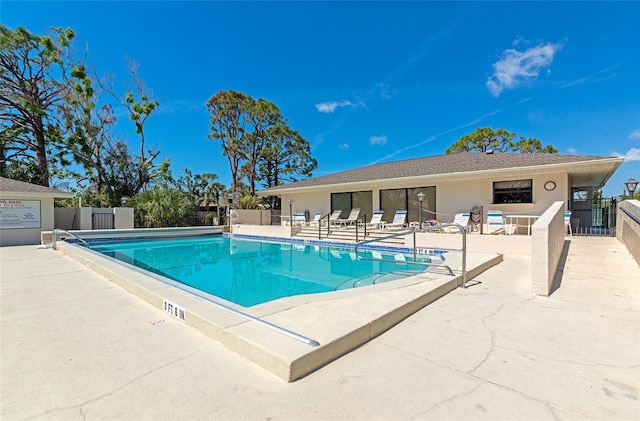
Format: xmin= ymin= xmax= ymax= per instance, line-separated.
xmin=89 ymin=235 xmax=435 ymax=307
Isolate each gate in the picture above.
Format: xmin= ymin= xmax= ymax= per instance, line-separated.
xmin=92 ymin=212 xmax=115 ymax=229
xmin=570 ymin=189 xmax=616 ymax=236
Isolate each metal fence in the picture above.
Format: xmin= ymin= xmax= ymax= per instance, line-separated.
xmin=92 ymin=212 xmax=114 ymax=229
xmin=570 ymin=197 xmax=617 ymax=236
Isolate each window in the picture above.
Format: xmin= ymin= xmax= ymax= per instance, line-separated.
xmin=380 ymin=187 xmax=436 ymax=222
xmin=572 ymin=190 xmax=588 ymax=201
xmin=380 ymin=188 xmax=406 ymax=222
xmin=493 ymin=179 xmax=532 ymax=204
xmin=331 ymin=191 xmax=372 ymax=219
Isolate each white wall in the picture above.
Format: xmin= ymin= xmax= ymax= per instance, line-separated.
xmin=617 ymin=200 xmax=640 ymax=264
xmin=531 ymin=201 xmax=566 ymax=296
xmin=280 ymin=173 xmax=569 ymax=226
xmin=114 ymin=207 xmax=134 ymax=229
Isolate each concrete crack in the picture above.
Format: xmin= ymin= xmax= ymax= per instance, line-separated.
xmin=410 ymin=382 xmax=483 ymax=419
xmin=498 ymin=345 xmax=640 ymax=370
xmin=24 ymin=347 xmax=207 ymax=421
xmin=466 ymin=303 xmax=507 ymax=374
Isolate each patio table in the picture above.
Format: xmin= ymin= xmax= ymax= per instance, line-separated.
xmin=506 ymin=214 xmax=540 ymax=235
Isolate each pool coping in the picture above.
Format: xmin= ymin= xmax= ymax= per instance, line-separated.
xmin=56 ymin=237 xmax=502 ymax=381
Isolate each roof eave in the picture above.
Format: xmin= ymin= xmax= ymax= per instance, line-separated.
xmin=0 ymin=191 xmax=74 ymax=199
xmin=257 ymin=156 xmax=625 ymax=196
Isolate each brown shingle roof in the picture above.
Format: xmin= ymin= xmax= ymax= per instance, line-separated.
xmin=260 ymin=151 xmax=620 ymax=193
xmin=0 ymin=177 xmax=72 ymax=196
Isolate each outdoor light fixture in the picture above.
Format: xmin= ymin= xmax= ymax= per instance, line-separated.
xmin=625 ymin=177 xmax=638 ymax=199
xmin=288 ymin=199 xmax=293 ymax=226
xmin=417 ymin=192 xmax=426 ymax=228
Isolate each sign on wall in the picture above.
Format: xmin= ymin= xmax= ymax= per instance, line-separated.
xmin=0 ymin=200 xmax=41 ymax=229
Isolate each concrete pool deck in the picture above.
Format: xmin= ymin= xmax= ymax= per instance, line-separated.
xmin=1 ymin=235 xmax=639 ymax=419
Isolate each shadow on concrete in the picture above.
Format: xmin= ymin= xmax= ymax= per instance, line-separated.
xmin=549 ymin=239 xmax=572 ymax=296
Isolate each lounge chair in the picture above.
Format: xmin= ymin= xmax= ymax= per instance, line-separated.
xmin=336 ymin=208 xmax=361 ymax=227
xmin=308 ymin=212 xmax=322 ymax=227
xmin=487 ymin=210 xmax=507 ymax=233
xmin=385 ymin=210 xmax=408 ymax=230
xmin=328 ymin=210 xmax=343 ymax=227
xmin=292 ymin=212 xmax=307 ymax=227
xmin=449 ymin=212 xmax=470 ymax=232
xmin=564 ymin=211 xmax=573 ymax=236
xmin=360 ymin=210 xmax=385 ymax=230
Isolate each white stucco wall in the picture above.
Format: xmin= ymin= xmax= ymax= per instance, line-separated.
xmin=531 ymin=201 xmax=566 ymax=296
xmin=616 ymin=200 xmax=640 ymax=264
xmin=279 ymin=173 xmax=569 ymax=227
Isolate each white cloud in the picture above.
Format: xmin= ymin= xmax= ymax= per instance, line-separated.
xmin=369 ymin=135 xmax=387 ymax=146
xmin=338 ymin=143 xmax=350 ymax=150
xmin=486 ymin=41 xmax=564 ymax=97
xmin=374 ymin=83 xmax=398 ymax=100
xmin=629 ymin=130 xmax=640 ymax=140
xmin=315 ymin=100 xmax=356 ymax=114
xmin=612 ymin=148 xmax=640 ymax=162
xmin=567 ymin=147 xmax=577 ymax=154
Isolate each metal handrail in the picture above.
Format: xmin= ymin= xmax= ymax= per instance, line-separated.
xmin=52 ymin=229 xmax=90 ymax=249
xmin=355 ymin=223 xmax=468 ymax=287
xmin=354 ymin=213 xmax=367 ymax=242
xmin=318 ymin=212 xmax=331 ymax=239
xmin=184 ymin=288 xmax=320 ymax=347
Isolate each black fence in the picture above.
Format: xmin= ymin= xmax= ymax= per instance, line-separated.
xmin=570 ymin=197 xmax=617 ymax=236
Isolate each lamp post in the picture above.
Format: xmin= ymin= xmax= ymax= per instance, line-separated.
xmin=417 ymin=192 xmax=425 ymax=229
xmin=625 ymin=177 xmax=638 ymax=199
xmin=288 ymin=199 xmax=293 ymax=226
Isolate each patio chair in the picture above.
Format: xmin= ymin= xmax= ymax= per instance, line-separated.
xmin=336 ymin=208 xmax=361 ymax=227
xmin=385 ymin=210 xmax=408 ymax=230
xmin=487 ymin=210 xmax=507 ymax=234
xmin=308 ymin=212 xmax=322 ymax=227
xmin=328 ymin=210 xmax=343 ymax=227
xmin=564 ymin=211 xmax=573 ymax=236
xmin=447 ymin=212 xmax=470 ymax=232
xmin=360 ymin=210 xmax=385 ymax=230
xmin=292 ymin=212 xmax=307 ymax=227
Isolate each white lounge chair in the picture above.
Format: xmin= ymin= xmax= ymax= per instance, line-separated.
xmin=564 ymin=211 xmax=573 ymax=236
xmin=361 ymin=210 xmax=385 ymax=230
xmin=385 ymin=210 xmax=408 ymax=230
xmin=308 ymin=212 xmax=322 ymax=227
xmin=487 ymin=210 xmax=507 ymax=233
xmin=292 ymin=212 xmax=307 ymax=227
xmin=449 ymin=212 xmax=470 ymax=232
xmin=328 ymin=210 xmax=343 ymax=227
xmin=336 ymin=208 xmax=361 ymax=227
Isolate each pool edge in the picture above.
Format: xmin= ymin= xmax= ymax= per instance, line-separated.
xmin=56 ymin=241 xmax=502 ymax=382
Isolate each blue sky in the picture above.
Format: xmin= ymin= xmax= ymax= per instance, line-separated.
xmin=3 ymin=1 xmax=639 ymax=197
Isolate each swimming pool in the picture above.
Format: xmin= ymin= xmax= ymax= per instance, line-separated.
xmin=89 ymin=235 xmax=437 ymax=307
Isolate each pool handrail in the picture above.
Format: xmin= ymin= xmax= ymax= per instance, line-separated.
xmin=355 ymin=223 xmax=467 ymax=288
xmin=189 ymin=292 xmax=321 ymax=347
xmin=52 ymin=228 xmax=90 ymax=249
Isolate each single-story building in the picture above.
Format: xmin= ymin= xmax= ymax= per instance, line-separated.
xmin=0 ymin=177 xmax=74 ymax=246
xmin=258 ymin=151 xmax=624 ymax=232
